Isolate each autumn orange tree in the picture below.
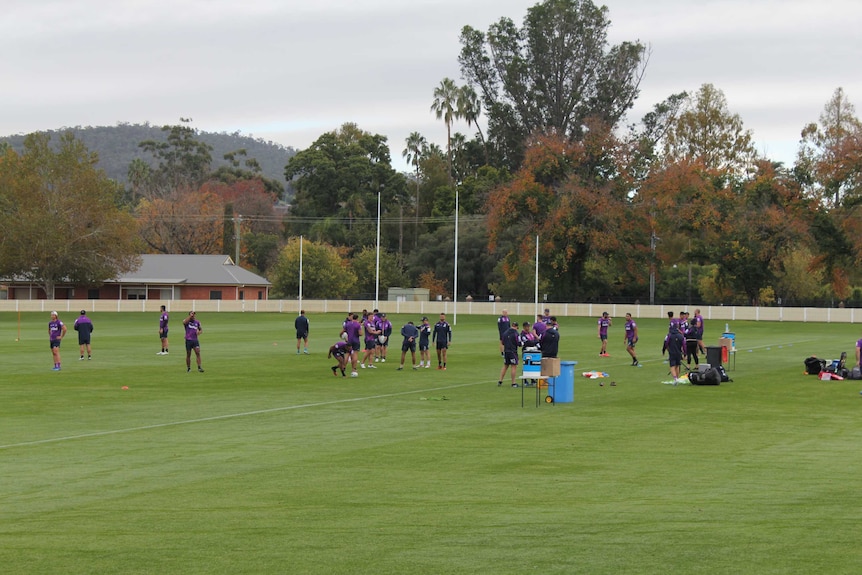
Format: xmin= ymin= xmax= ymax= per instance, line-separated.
xmin=710 ymin=162 xmax=811 ymax=304
xmin=487 ymin=126 xmax=641 ymax=300
xmin=136 ymin=190 xmax=224 ymax=255
xmin=796 ymin=88 xmax=862 ymax=299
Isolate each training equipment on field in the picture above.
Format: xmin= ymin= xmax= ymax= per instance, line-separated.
xmin=804 ymin=356 xmax=826 ymax=375
xmin=341 ymin=332 xmax=348 ymax=341
xmin=377 ymin=335 xmax=387 ymax=344
xmin=689 ymin=367 xmax=722 ymax=385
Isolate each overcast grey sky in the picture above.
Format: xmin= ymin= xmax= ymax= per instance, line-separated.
xmin=3 ymin=0 xmax=860 ymax=172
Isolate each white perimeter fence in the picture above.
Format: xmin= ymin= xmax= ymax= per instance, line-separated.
xmin=1 ymin=299 xmax=860 ymax=324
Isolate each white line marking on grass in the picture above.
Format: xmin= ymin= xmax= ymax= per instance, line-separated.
xmin=0 ymin=381 xmax=487 ymax=451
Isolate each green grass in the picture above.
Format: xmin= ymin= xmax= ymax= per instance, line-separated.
xmin=2 ymin=311 xmax=862 ymax=574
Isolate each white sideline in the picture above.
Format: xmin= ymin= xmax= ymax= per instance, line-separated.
xmin=0 ymin=381 xmax=484 ymax=451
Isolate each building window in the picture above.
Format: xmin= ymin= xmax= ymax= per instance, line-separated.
xmin=210 ymin=290 xmax=222 ymax=300
xmin=258 ymin=291 xmax=263 ymax=300
xmin=87 ymin=289 xmax=100 ymax=299
xmin=126 ymin=288 xmax=146 ymax=300
xmin=239 ymin=290 xmax=244 ymax=301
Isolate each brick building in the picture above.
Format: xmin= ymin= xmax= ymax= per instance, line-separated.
xmin=4 ymin=254 xmax=270 ymax=301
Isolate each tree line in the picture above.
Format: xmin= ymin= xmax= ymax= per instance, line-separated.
xmin=1 ymin=0 xmax=860 ymax=305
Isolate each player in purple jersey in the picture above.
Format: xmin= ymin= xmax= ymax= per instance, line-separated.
xmin=48 ymin=311 xmax=67 ymax=371
xmin=182 ymin=311 xmax=204 ymax=373
xmin=158 ymin=305 xmax=170 ymax=355
xmin=624 ymin=313 xmax=639 ymax=366
xmin=376 ymin=313 xmax=392 ymax=363
xmin=693 ymin=308 xmax=705 ymax=354
xmin=520 ymin=321 xmax=538 ymax=347
xmin=597 ymin=311 xmax=612 ymax=356
xmin=533 ymin=315 xmax=547 ymax=339
xmin=360 ymin=316 xmax=380 ymax=369
xmin=341 ymin=313 xmax=362 ymax=376
xmin=73 ymin=310 xmax=94 ymax=360
xmin=328 ymin=341 xmax=353 ymax=377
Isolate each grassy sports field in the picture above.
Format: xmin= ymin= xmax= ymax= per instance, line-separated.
xmin=2 ymin=310 xmax=862 ymax=574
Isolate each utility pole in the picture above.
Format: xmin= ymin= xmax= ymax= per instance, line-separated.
xmin=234 ymin=214 xmax=242 ymax=263
xmin=650 ymin=230 xmax=659 ymax=306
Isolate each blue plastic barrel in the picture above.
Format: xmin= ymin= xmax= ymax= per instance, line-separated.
xmin=549 ymin=360 xmax=577 ymax=403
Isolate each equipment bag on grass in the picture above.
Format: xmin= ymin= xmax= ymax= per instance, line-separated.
xmin=716 ymin=365 xmax=732 ymax=382
xmin=804 ymin=356 xmax=826 ymax=375
xmin=690 ymin=368 xmax=721 ymax=385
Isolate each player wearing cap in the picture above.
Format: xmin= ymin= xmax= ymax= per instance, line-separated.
xmin=73 ymin=310 xmax=94 ymax=360
xmin=48 ymin=311 xmax=67 ymax=371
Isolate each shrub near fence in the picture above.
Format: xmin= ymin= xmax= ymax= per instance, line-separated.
xmin=1 ymin=299 xmax=860 ymax=323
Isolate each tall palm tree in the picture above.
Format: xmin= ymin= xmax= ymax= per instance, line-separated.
xmin=458 ymin=85 xmax=488 ymax=164
xmin=402 ymin=131 xmax=427 ymax=248
xmin=430 ymin=78 xmax=461 ymax=188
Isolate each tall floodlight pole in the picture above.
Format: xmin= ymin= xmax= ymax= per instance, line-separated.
xmin=375 ymin=188 xmax=382 ymax=309
xmin=298 ymin=235 xmax=303 ymax=310
xmin=534 ymin=235 xmax=539 ymax=319
xmin=453 ymin=187 xmax=459 ymax=325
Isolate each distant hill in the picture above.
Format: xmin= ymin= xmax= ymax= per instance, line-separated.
xmin=0 ymin=123 xmax=296 ymax=195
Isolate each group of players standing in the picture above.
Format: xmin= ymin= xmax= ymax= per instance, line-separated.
xmin=663 ymin=308 xmax=706 ymax=383
xmin=496 ymin=309 xmax=561 ymax=387
xmin=327 ymin=310 xmax=453 ymax=378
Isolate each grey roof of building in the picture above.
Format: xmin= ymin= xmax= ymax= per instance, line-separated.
xmin=114 ymin=255 xmax=271 ymax=286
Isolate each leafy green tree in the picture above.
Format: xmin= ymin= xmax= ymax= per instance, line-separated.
xmin=269 ymin=238 xmax=356 ymax=299
xmin=242 ymin=232 xmax=280 ymax=275
xmin=0 ymin=133 xmax=142 ymax=298
xmin=349 ymin=247 xmax=408 ymax=296
xmin=212 ymin=148 xmax=285 ymax=198
xmin=662 ymin=83 xmax=758 ymax=178
xmin=458 ymin=0 xmax=646 ymax=169
xmin=284 ymin=123 xmax=407 ymax=252
xmin=136 ymin=119 xmax=213 ymax=197
xmin=774 ymin=246 xmax=825 ymax=306
xmin=407 ymin=220 xmax=502 ymax=300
